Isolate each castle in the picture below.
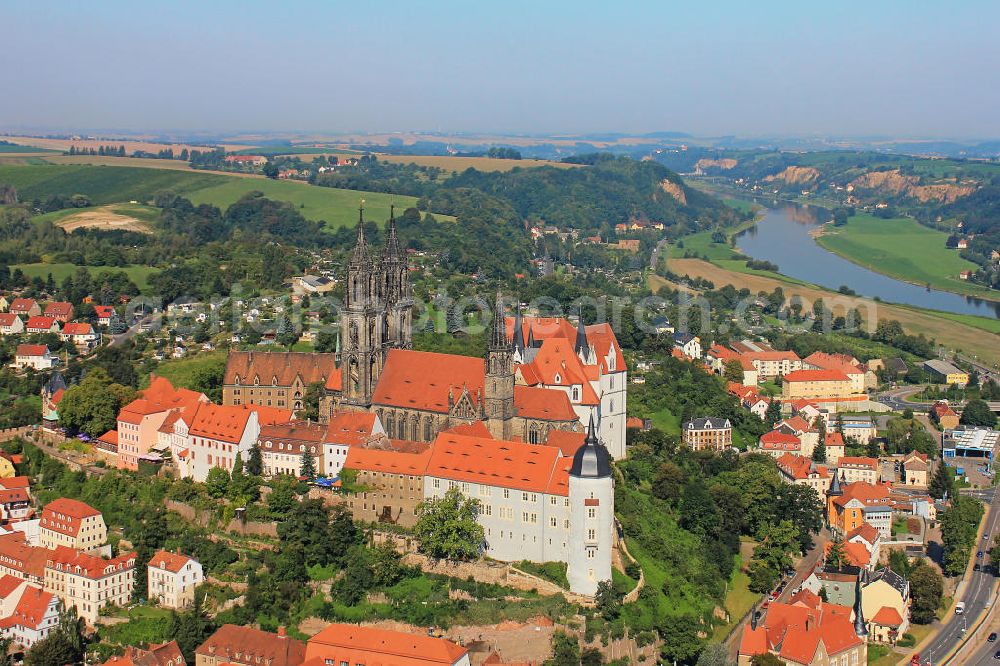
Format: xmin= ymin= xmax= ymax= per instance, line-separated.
xmin=224 ymin=208 xmax=628 ymax=459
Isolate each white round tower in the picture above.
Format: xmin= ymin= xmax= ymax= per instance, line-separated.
xmin=567 ymin=415 xmax=615 ymax=596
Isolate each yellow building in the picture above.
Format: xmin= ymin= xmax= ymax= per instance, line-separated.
xmin=862 ymin=568 xmax=910 ymax=644
xmin=38 ymin=499 xmax=107 ymax=552
xmin=782 ymin=369 xmax=855 ymax=400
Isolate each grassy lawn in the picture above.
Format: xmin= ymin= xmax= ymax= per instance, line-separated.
xmin=710 ymin=557 xmax=758 ymax=641
xmin=649 ymin=407 xmax=681 ymax=435
xmin=149 ymin=351 xmax=227 ymax=392
xmin=12 ymin=262 xmax=160 ymax=290
xmin=816 ymin=215 xmax=991 ymax=299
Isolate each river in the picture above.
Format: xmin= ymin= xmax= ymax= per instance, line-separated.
xmin=734 ymin=202 xmax=1000 ymax=319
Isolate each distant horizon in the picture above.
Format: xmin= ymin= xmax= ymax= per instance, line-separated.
xmin=4 ymin=1 xmax=999 ymax=139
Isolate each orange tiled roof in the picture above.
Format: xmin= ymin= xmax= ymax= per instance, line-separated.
xmin=305 ymin=622 xmax=468 ymax=665
xmin=118 ymin=375 xmax=207 ymax=425
xmin=40 ymin=498 xmax=100 ymax=537
xmin=196 ymin=624 xmax=306 ymax=666
xmin=25 ymin=316 xmax=57 ymax=330
xmin=0 ymin=476 xmax=30 ymax=490
xmin=783 ymin=369 xmax=850 ymax=383
xmin=847 ymin=523 xmax=880 ymax=545
xmin=426 ymin=432 xmax=568 ymax=496
xmin=188 ymin=404 xmax=252 ymax=444
xmin=344 ymin=445 xmax=432 ymax=476
xmin=513 ymin=385 xmax=577 ymax=421
xmin=0 ymin=314 xmax=19 ymax=327
xmin=744 ymin=350 xmax=800 ymax=362
xmin=8 ymin=299 xmax=37 ymax=313
xmin=9 ymin=585 xmax=55 ymax=630
xmin=149 ymin=550 xmax=195 ymax=573
xmin=833 ymin=481 xmax=892 ymax=508
xmin=838 ymin=456 xmax=878 ymax=471
xmin=442 ymin=421 xmax=494 ymax=438
xmin=62 ymin=322 xmax=94 ymax=335
xmin=825 ymin=432 xmax=845 ymax=447
xmin=373 ymin=349 xmax=483 ymax=413
xmin=225 ymin=351 xmax=333 ymax=388
xmin=45 ymin=546 xmax=136 ymax=579
xmin=779 ymin=416 xmax=812 ymax=433
xmin=871 ymin=606 xmax=904 ymax=627
xmin=545 ymin=430 xmax=586 ymax=457
xmin=15 ymin=344 xmax=48 ymax=357
xmin=324 ymin=411 xmax=379 ymax=446
xmin=94 ymin=305 xmax=115 ymax=318
xmin=760 ymin=431 xmax=801 ymax=450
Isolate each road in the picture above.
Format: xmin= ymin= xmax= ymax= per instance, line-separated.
xmin=919 ymin=490 xmax=1000 ymax=665
xmin=877 ymin=385 xmax=934 ymax=411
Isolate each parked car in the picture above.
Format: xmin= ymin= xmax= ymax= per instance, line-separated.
xmin=988 ymin=632 xmax=997 ymax=642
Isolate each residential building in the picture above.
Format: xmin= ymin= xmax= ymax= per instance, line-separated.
xmin=673 ymin=332 xmax=702 ymax=359
xmin=902 ymin=451 xmax=930 ymax=487
xmin=930 ymin=401 xmax=960 ymax=430
xmin=147 ymin=550 xmax=203 ymax=609
xmin=836 ymin=457 xmax=880 ymax=485
xmin=39 ymin=498 xmax=106 ymax=551
xmin=303 ymin=623 xmax=471 ymax=666
xmin=922 ymin=359 xmax=969 ymax=386
xmin=0 ymin=314 xmax=24 ymax=336
xmin=195 ymin=624 xmax=306 ymax=666
xmin=321 ymin=411 xmax=383 ymax=477
xmin=42 ymin=302 xmax=73 ymax=323
xmin=24 ymin=316 xmax=60 ymax=335
xmin=12 ymin=344 xmax=55 ymax=370
xmin=803 ymin=352 xmax=866 ymax=394
xmin=861 ymin=568 xmax=910 ymax=644
xmin=682 ymin=417 xmax=732 ymax=451
xmin=774 ymin=416 xmax=819 ymax=457
xmin=187 ymin=404 xmax=292 ymax=482
xmin=100 ymin=640 xmax=185 ymax=666
xmin=8 ymin=299 xmax=40 ymax=318
xmin=776 ymin=453 xmax=831 ymax=500
xmin=257 ymin=420 xmax=326 ymax=478
xmin=0 ymin=577 xmax=60 ymax=649
xmin=60 ymin=322 xmax=99 ymax=350
xmin=0 ymin=487 xmax=31 ymax=525
xmin=846 ymin=523 xmax=882 ymax=570
xmin=291 ymin=275 xmax=335 ymax=295
xmin=0 ymin=534 xmax=50 ymax=585
xmin=782 ymin=369 xmax=861 ymax=411
xmin=824 ymin=432 xmax=846 ymax=466
xmin=738 ymin=588 xmax=867 ymax=666
xmin=94 ymin=306 xmax=115 ymax=328
xmin=827 ymin=415 xmax=878 ymax=446
xmin=760 ymin=431 xmax=801 ymax=457
xmin=43 ymin=547 xmax=136 ymax=623
xmin=116 ymin=376 xmax=209 ymax=471
xmin=744 ymin=350 xmax=802 ymax=379
xmin=827 ymin=480 xmax=893 ymax=538
xmin=222 ymin=155 xmax=268 ymax=167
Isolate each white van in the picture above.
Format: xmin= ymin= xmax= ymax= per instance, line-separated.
xmin=955 ymin=601 xmax=965 ymax=615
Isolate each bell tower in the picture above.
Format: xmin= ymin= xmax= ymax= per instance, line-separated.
xmin=340 ymin=204 xmax=383 ymax=408
xmin=484 ymin=288 xmax=515 ymax=440
xmin=380 ymin=205 xmax=413 ymax=352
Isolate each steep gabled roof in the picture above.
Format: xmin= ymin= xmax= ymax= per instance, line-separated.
xmin=149 ymin=550 xmax=197 ymax=573
xmin=196 ymin=625 xmax=306 ymax=666
xmin=426 ymin=432 xmax=568 ymax=495
xmin=224 ymin=350 xmax=334 ymax=387
xmin=305 ymin=623 xmax=468 ymax=665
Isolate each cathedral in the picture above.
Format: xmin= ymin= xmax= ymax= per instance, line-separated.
xmin=226 ymin=209 xmax=628 ymax=458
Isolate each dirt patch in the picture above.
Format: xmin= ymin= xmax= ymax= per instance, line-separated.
xmin=849 ymin=169 xmax=976 ymax=203
xmin=58 ymin=208 xmax=153 ymax=234
xmin=765 ymin=166 xmax=821 ymax=186
xmin=695 ymin=158 xmax=738 ymax=172
xmin=660 ymin=179 xmax=687 ymax=205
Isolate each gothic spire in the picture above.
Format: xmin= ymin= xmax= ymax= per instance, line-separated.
xmin=512 ymin=301 xmax=525 ymax=353
xmin=585 ymin=414 xmax=599 ymax=446
xmin=853 ymin=571 xmax=868 ymax=637
xmin=828 ymin=470 xmax=844 ymax=497
xmin=574 ymin=307 xmax=588 ymax=356
xmin=383 ymin=204 xmax=402 ymax=260
xmin=350 ymin=202 xmax=370 ymax=265
xmin=490 ymin=287 xmax=509 ymax=349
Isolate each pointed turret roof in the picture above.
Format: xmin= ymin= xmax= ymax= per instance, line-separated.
xmin=828 ymin=470 xmax=844 ymax=497
xmin=570 ymin=415 xmax=611 ymax=478
xmin=350 ymin=205 xmax=370 ymax=266
xmin=489 ymin=288 xmax=509 ymax=350
xmin=853 ymin=571 xmax=868 ymax=637
xmin=45 ymin=369 xmax=67 ymax=395
xmin=383 ymin=204 xmax=402 ymax=261
xmin=574 ymin=310 xmax=588 ymax=356
xmin=512 ymin=303 xmax=525 ymax=352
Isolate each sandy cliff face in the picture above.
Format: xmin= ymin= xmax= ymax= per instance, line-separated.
xmin=849 ymin=169 xmax=975 ymax=203
xmin=694 ymin=158 xmax=738 ymax=171
xmin=765 ymin=166 xmax=821 ymax=185
xmin=660 ymin=179 xmax=687 ymax=205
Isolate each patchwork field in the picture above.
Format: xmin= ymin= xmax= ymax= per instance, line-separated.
xmin=0 ymin=135 xmax=252 ymax=154
xmin=816 ymin=215 xmax=989 ymax=299
xmin=56 ymin=205 xmax=154 ymax=234
xmin=376 ymin=154 xmax=578 ymax=172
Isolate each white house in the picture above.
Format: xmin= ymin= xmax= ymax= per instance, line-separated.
xmin=147 ymin=550 xmax=203 ymax=609
xmin=0 ymin=314 xmax=24 ymax=336
xmin=12 ymin=345 xmax=55 ymax=371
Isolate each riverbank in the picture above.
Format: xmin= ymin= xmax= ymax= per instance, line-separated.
xmin=657 ymin=256 xmax=1000 ymax=366
xmin=815 ymin=214 xmax=998 ymax=302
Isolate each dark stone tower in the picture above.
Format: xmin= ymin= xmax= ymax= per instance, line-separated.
xmin=381 ymin=205 xmax=412 ymax=351
xmin=341 ymin=206 xmax=383 ymax=408
xmin=484 ymin=288 xmax=515 ymax=440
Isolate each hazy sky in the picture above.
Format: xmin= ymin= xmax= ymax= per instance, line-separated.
xmin=3 ymin=0 xmax=999 ymax=138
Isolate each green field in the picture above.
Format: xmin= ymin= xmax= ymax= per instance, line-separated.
xmin=13 ymin=262 xmax=160 ymax=290
xmin=0 ymin=144 xmax=58 ymax=154
xmin=185 ymin=177 xmax=423 ymax=230
xmin=816 ymin=214 xmax=990 ymax=299
xmin=0 ymin=164 xmax=434 ymax=230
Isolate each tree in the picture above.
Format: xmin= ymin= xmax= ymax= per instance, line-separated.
xmin=751 ymin=655 xmax=785 ymax=666
xmin=651 ymin=460 xmax=685 ymax=503
xmin=246 ymin=444 xmax=263 ymax=476
xmin=961 ymin=398 xmax=997 ymax=428
xmin=267 ymin=476 xmax=299 ymax=517
xmin=27 ymin=605 xmax=84 ymax=666
xmin=276 ymin=499 xmax=357 ymax=568
xmin=826 ymin=535 xmax=847 ymax=571
xmin=909 ymin=561 xmax=944 ymax=624
xmin=56 ymin=368 xmax=134 ymax=435
xmin=300 ymin=451 xmax=317 ymax=481
xmin=659 ymin=612 xmax=703 ymax=664
xmin=299 ymin=381 xmax=324 ymax=421
xmin=205 ymin=467 xmax=230 ymax=498
xmin=543 ymin=631 xmax=580 ymax=666
xmin=262 ymin=162 xmax=279 ymax=179
xmin=414 ymin=487 xmax=484 ymax=560
xmin=723 ymin=359 xmax=744 ymax=383
xmin=940 ymin=496 xmax=984 ymax=576
xmin=697 ymin=643 xmax=733 ymax=666
xmin=171 ymin=593 xmax=217 ymax=664
xmin=929 ymin=463 xmax=955 ymax=500
xmin=889 ymin=549 xmax=912 ymax=579
xmin=594 ymin=579 xmax=621 ymax=620
xmin=764 ymin=399 xmax=782 ymax=426
xmin=812 ymin=439 xmax=827 ymax=463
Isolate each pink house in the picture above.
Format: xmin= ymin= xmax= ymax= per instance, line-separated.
xmin=115 ymin=376 xmax=209 ymax=470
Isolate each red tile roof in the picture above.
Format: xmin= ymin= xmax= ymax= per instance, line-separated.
xmin=188 ymin=404 xmax=252 ymax=444
xmin=224 ymin=351 xmax=334 ymax=388
xmin=373 ymin=349 xmax=483 ymax=413
xmin=837 ymin=456 xmax=879 ymax=471
xmin=305 ymin=623 xmax=468 ymax=665
xmin=9 ymin=585 xmax=55 ymax=630
xmin=196 ymin=624 xmax=306 ymax=666
xmin=741 ymin=600 xmax=863 ymax=664
xmin=94 ymin=305 xmax=115 ymax=318
xmin=25 ymin=316 xmax=58 ymax=331
xmin=62 ymin=322 xmax=94 ymax=335
xmin=40 ymin=498 xmax=100 ymax=537
xmin=8 ymin=299 xmax=37 ymax=313
xmin=43 ymin=302 xmax=73 ymax=317
xmin=0 ymin=314 xmax=19 ymax=327
xmin=760 ymin=431 xmax=801 ymax=450
xmin=45 ymin=546 xmax=136 ymax=579
xmin=544 ymin=429 xmax=586 ymax=457
xmin=825 ymin=432 xmax=845 ymax=447
xmin=344 ymin=445 xmax=432 ymax=476
xmin=871 ymin=606 xmax=904 ymax=627
xmin=149 ymin=550 xmax=195 ymax=573
xmin=426 ymin=432 xmax=569 ymax=496
xmin=513 ymin=385 xmax=577 ymax=421
xmin=783 ymin=369 xmax=851 ymax=383
xmin=101 ymin=641 xmax=185 ymax=666
xmin=0 ymin=534 xmax=52 ymax=580
xmin=324 ymin=411 xmax=379 ymax=446
xmin=118 ymin=375 xmax=207 ymax=425
xmin=15 ymin=344 xmax=48 ymax=357
xmin=0 ymin=477 xmax=29 ymax=491
xmin=744 ymin=350 xmax=801 ymax=362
